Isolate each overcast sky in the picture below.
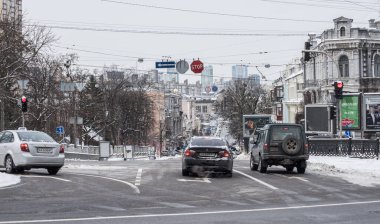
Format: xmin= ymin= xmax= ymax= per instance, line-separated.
xmin=23 ymin=0 xmax=380 ymax=84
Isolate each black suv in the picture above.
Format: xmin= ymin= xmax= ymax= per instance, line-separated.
xmin=249 ymin=124 xmax=309 ymax=174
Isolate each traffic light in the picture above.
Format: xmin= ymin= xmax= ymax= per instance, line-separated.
xmin=21 ymin=96 xmax=27 ymax=112
xmin=330 ymin=105 xmax=337 ymax=120
xmin=333 ymin=81 xmax=344 ymax=99
xmin=304 ymin=42 xmax=311 ymax=62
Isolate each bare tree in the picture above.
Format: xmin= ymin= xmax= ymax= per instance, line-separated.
xmin=215 ymin=80 xmax=267 ymax=143
xmin=0 ymin=19 xmax=56 ymax=130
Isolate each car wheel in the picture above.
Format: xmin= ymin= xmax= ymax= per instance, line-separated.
xmin=258 ymin=155 xmax=267 ymax=173
xmin=225 ymin=170 xmax=233 ymax=177
xmin=282 ymin=135 xmax=301 ymax=155
xmin=286 ymin=166 xmax=294 ymax=173
xmin=250 ymin=155 xmax=258 ymax=171
xmin=182 ymin=168 xmax=189 ymax=176
xmin=5 ymin=156 xmax=16 ymax=174
xmin=47 ymin=167 xmax=61 ymax=175
xmin=297 ymin=160 xmax=307 ymax=174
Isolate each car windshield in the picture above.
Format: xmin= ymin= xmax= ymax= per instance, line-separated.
xmin=17 ymin=132 xmax=56 ymax=143
xmin=271 ymin=126 xmax=301 ymax=141
xmin=191 ymin=138 xmax=226 ymax=147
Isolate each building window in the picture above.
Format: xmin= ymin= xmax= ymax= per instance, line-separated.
xmin=196 ymin=106 xmax=201 ymax=113
xmin=340 ymin=27 xmax=346 ymax=37
xmin=339 ymin=55 xmax=349 ymax=77
xmin=202 ymin=105 xmax=208 ymax=113
xmin=374 ymin=55 xmax=380 ymax=77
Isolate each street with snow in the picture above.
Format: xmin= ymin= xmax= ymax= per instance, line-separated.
xmin=1 ymin=156 xmax=380 ymax=224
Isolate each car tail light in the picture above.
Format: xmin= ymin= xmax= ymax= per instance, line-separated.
xmin=263 ymin=143 xmax=269 ymax=151
xmin=59 ymin=144 xmax=65 ymax=153
xmin=184 ymin=149 xmax=195 ymax=157
xmin=20 ymin=143 xmax=29 ymax=152
xmin=219 ymin=150 xmax=230 ymax=158
xmin=304 ymin=143 xmax=309 ymax=152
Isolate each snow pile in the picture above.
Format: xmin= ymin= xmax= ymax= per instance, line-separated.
xmin=308 ymin=156 xmax=380 ymax=187
xmin=0 ymin=173 xmax=20 ymax=188
xmin=235 ymin=153 xmax=250 ymax=160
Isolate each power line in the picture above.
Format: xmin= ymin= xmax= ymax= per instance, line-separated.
xmin=100 ymin=0 xmax=332 ymax=23
xmin=342 ymin=0 xmax=379 ymax=12
xmin=259 ymin=0 xmax=378 ymax=12
xmin=35 ymin=24 xmax=306 ymax=37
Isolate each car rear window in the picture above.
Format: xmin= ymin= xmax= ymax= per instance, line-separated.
xmin=191 ymin=138 xmax=226 ymax=147
xmin=17 ymin=132 xmax=56 ymax=143
xmin=271 ymin=126 xmax=301 ymax=141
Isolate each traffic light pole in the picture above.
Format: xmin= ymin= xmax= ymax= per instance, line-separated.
xmin=22 ymin=112 xmax=25 ymax=127
xmin=339 ymin=99 xmax=342 ymax=138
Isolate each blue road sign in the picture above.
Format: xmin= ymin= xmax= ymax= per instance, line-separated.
xmin=56 ymin=126 xmax=64 ymax=135
xmin=212 ymin=86 xmax=218 ymax=92
xmin=155 ymin=61 xmax=176 ymax=69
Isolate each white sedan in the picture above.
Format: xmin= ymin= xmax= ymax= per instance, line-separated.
xmin=0 ymin=128 xmax=64 ymax=175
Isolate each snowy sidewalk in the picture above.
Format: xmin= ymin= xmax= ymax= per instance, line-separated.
xmin=308 ymin=156 xmax=380 ymax=187
xmin=236 ymin=154 xmax=380 ymax=187
xmin=0 ymin=173 xmax=20 ymax=188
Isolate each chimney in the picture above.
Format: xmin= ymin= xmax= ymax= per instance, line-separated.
xmin=369 ymin=19 xmax=376 ymax=28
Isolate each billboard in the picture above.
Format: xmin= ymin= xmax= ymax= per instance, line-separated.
xmin=341 ymin=94 xmax=361 ymax=130
xmin=243 ymin=115 xmax=271 ymax=138
xmin=363 ymin=94 xmax=380 ymax=131
xmin=305 ymin=105 xmax=331 ymax=134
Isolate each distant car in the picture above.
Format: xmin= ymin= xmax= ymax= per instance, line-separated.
xmin=182 ymin=136 xmax=233 ymax=177
xmin=161 ymin=150 xmax=169 ymax=156
xmin=0 ymin=129 xmax=65 ymax=175
xmin=249 ymin=124 xmax=309 ymax=174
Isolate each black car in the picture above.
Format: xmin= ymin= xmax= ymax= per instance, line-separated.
xmin=182 ymin=136 xmax=233 ymax=177
xmin=249 ymin=124 xmax=309 ymax=174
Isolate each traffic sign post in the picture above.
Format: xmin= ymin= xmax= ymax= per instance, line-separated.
xmin=155 ymin=61 xmax=176 ymax=69
xmin=176 ymin=60 xmax=189 ymax=74
xmin=56 ymin=126 xmax=64 ymax=135
xmin=191 ymin=59 xmax=204 ymax=73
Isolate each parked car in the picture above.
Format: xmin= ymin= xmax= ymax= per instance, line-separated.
xmin=182 ymin=136 xmax=233 ymax=177
xmin=0 ymin=128 xmax=65 ymax=175
xmin=161 ymin=150 xmax=169 ymax=156
xmin=249 ymin=124 xmax=309 ymax=174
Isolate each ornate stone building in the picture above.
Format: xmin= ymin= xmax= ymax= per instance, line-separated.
xmin=304 ymin=16 xmax=380 ymax=104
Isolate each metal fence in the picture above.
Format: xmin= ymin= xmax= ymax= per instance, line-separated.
xmin=308 ymin=138 xmax=379 ymax=159
xmin=64 ymin=144 xmax=154 ymax=160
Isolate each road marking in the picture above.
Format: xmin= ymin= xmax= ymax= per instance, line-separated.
xmin=2 ymin=200 xmax=380 ymax=223
xmin=135 ymin=168 xmax=142 ymax=186
xmin=92 ymin=205 xmax=126 ymax=212
xmin=272 ymin=174 xmax=309 ymax=182
xmin=177 ymin=178 xmax=211 ymax=183
xmin=20 ymin=175 xmax=72 ymax=183
xmin=233 ymin=170 xmax=278 ymax=190
xmin=67 ymin=173 xmax=140 ymax=194
xmin=289 ymin=177 xmax=309 ymax=182
xmin=159 ymin=202 xmax=195 ymax=208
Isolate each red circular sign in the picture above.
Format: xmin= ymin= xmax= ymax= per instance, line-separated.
xmin=191 ymin=60 xmax=204 ymax=73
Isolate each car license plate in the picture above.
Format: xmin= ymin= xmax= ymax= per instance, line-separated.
xmin=199 ymin=152 xmax=215 ymax=157
xmin=37 ymin=148 xmax=53 ymax=153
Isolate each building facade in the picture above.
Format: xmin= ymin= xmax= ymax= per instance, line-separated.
xmin=232 ymin=65 xmax=248 ymax=80
xmin=0 ymin=0 xmax=22 ymax=22
xmin=304 ymin=17 xmax=380 ymax=105
xmin=282 ymin=59 xmax=304 ymax=123
xmin=201 ymin=65 xmax=214 ymax=88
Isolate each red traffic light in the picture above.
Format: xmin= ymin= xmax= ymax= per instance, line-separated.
xmin=336 ymin=81 xmax=343 ymax=89
xmin=21 ymin=96 xmax=27 ymax=103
